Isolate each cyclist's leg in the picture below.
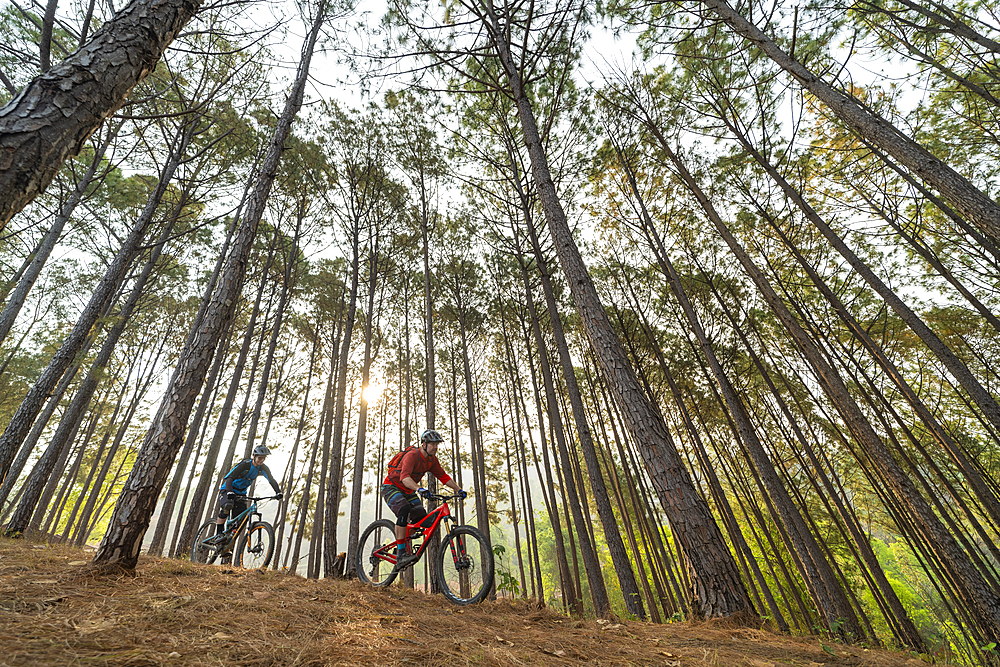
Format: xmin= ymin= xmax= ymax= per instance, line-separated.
xmin=381 ymin=484 xmax=424 ymax=559
xmin=213 ymin=490 xmax=232 ymax=538
xmin=219 ymin=495 xmax=248 ymax=563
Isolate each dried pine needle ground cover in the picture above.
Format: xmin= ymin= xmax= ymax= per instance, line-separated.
xmin=0 ymin=538 xmax=927 ymax=666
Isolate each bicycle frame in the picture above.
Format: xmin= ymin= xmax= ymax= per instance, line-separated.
xmin=372 ymin=498 xmax=456 ymax=568
xmin=211 ymin=497 xmax=265 ymax=551
xmin=226 ymin=501 xmax=261 ymax=538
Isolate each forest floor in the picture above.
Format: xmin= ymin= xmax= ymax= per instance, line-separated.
xmin=0 ymin=538 xmax=930 ymax=667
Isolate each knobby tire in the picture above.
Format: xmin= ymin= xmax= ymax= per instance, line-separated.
xmin=356 ymin=518 xmax=399 ymax=587
xmin=235 ymin=521 xmax=274 ymax=569
xmin=436 ymin=525 xmax=493 ymax=605
xmin=191 ymin=521 xmax=220 ymax=565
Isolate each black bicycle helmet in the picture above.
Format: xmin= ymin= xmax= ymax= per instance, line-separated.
xmin=252 ymin=444 xmax=271 ymax=457
xmin=420 ymin=429 xmax=444 ymax=443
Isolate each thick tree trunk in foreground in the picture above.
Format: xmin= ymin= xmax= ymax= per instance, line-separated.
xmin=480 ymin=4 xmax=753 ymax=618
xmin=91 ymin=7 xmax=324 ymax=569
xmin=0 ymin=0 xmax=201 ymax=229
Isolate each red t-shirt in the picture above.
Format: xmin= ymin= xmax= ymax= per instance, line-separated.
xmin=384 ymin=447 xmax=452 ymax=492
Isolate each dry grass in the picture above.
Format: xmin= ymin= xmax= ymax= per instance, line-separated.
xmin=0 ymin=538 xmax=929 ymax=666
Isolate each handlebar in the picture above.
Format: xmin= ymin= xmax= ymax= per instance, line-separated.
xmin=229 ymin=494 xmax=282 ymax=502
xmin=423 ymin=492 xmax=466 ymax=502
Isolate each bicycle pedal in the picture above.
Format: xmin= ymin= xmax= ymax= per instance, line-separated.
xmin=393 ymin=552 xmax=419 ymax=571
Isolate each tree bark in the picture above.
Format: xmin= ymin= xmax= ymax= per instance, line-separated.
xmin=90 ymin=5 xmax=324 ymax=569
xmin=323 ymin=214 xmax=360 ymax=577
xmin=658 ymin=136 xmax=1000 ymax=643
xmin=5 ymin=203 xmax=181 ymax=537
xmin=0 ymin=118 xmax=193 ymax=482
xmin=479 ymin=1 xmax=753 ymax=618
xmin=0 ymin=0 xmax=202 ymax=229
xmin=0 ymin=120 xmax=119 ymax=348
xmin=703 ymin=0 xmax=1000 ymax=249
xmin=346 ymin=247 xmax=380 ymax=574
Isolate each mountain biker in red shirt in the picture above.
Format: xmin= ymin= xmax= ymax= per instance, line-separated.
xmin=381 ymin=429 xmax=465 ymax=570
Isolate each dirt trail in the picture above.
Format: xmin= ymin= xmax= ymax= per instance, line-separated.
xmin=0 ymin=539 xmax=927 ymax=666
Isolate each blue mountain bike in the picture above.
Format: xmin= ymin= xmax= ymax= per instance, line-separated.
xmin=191 ymin=495 xmax=277 ymax=568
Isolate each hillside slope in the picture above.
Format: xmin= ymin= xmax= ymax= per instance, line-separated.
xmin=0 ymin=539 xmax=926 ymax=666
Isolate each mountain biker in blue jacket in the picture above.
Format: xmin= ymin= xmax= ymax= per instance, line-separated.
xmin=211 ymin=444 xmax=283 ymax=549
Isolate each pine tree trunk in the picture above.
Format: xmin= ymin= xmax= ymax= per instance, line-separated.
xmin=5 ymin=210 xmax=180 ymax=537
xmin=0 ymin=0 xmax=202 ymax=228
xmin=0 ymin=121 xmax=119 ymax=348
xmin=515 ymin=248 xmax=610 ymax=617
xmin=346 ymin=248 xmax=380 ymax=574
xmin=480 ymin=2 xmax=753 ymax=618
xmin=324 ymin=212 xmax=361 ymax=577
xmin=149 ymin=316 xmax=232 ymax=556
xmin=90 ymin=6 xmax=325 ymax=569
xmin=174 ymin=247 xmax=273 ymax=553
xmin=0 ymin=118 xmax=195 ymax=482
xmin=660 ymin=136 xmax=1000 ymax=643
xmin=73 ymin=332 xmax=168 ymax=546
xmin=273 ymin=315 xmax=320 ymax=569
xmin=703 ymin=0 xmax=1000 ymax=248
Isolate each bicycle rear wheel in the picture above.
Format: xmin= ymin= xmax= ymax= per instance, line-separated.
xmin=356 ymin=519 xmax=399 ymax=587
xmin=235 ymin=521 xmax=274 ymax=568
xmin=191 ymin=521 xmax=220 ymax=565
xmin=436 ymin=525 xmax=493 ymax=605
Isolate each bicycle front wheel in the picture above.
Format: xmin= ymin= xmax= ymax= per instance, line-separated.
xmin=436 ymin=525 xmax=494 ymax=605
xmin=191 ymin=521 xmax=220 ymax=565
xmin=235 ymin=521 xmax=274 ymax=568
xmin=356 ymin=519 xmax=399 ymax=587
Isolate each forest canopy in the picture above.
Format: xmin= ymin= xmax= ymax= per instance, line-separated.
xmin=1 ymin=0 xmax=999 ymax=665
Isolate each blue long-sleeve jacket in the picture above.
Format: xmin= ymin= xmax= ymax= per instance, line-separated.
xmin=220 ymin=459 xmax=281 ymax=496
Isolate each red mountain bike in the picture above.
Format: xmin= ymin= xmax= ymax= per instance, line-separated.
xmin=356 ymin=491 xmax=494 ymax=605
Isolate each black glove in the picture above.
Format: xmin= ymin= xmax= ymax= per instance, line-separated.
xmin=418 ymin=487 xmax=429 ymax=499
xmin=457 ymin=489 xmax=467 ymax=500
xmin=275 ymin=492 xmax=284 ymax=500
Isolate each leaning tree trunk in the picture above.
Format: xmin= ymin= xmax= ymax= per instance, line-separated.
xmin=520 ymin=187 xmax=646 ymax=619
xmin=0 ymin=0 xmax=202 ymax=229
xmin=660 ymin=137 xmax=1000 ymax=645
xmin=516 ymin=305 xmax=582 ymax=616
xmin=612 ymin=139 xmax=863 ymax=638
xmin=4 ymin=205 xmax=181 ymax=537
xmin=0 ymin=120 xmax=120 ymax=348
xmin=480 ymin=2 xmax=753 ymax=618
xmin=718 ymin=108 xmax=1000 ymax=484
xmin=0 ymin=119 xmax=194 ymax=482
xmin=148 ymin=316 xmax=232 ymax=556
xmin=702 ymin=0 xmax=1000 ymax=249
xmin=90 ymin=5 xmax=325 ymax=569
xmin=514 ymin=245 xmax=611 ymax=617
